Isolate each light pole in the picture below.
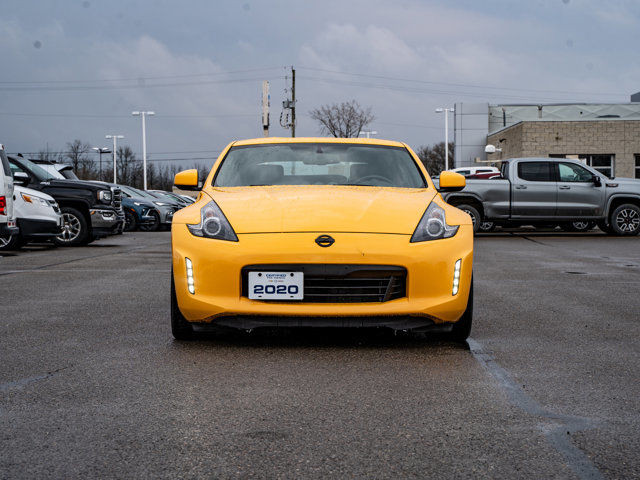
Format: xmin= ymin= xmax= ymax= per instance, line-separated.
xmin=92 ymin=147 xmax=111 ymax=181
xmin=435 ymin=107 xmax=454 ymax=171
xmin=358 ymin=130 xmax=378 ymax=139
xmin=105 ymin=135 xmax=124 ymax=183
xmin=132 ymin=111 xmax=155 ymax=190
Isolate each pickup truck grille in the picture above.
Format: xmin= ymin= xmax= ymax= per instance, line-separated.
xmin=47 ymin=200 xmax=60 ymax=214
xmin=241 ymin=264 xmax=407 ymax=303
xmin=111 ymin=187 xmax=123 ymax=213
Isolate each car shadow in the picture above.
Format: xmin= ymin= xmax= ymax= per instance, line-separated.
xmin=171 ymin=328 xmax=470 ymax=351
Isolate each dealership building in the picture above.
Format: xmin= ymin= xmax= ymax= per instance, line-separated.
xmin=454 ymin=97 xmax=640 ymax=178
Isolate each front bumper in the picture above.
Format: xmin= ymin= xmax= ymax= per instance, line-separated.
xmin=90 ymin=208 xmax=120 ymax=236
xmin=17 ymin=218 xmax=61 ymax=239
xmin=139 ymin=207 xmax=158 ymax=225
xmin=158 ymin=206 xmax=175 ymax=225
xmin=172 ymin=225 xmax=473 ymax=326
xmin=0 ymin=221 xmax=19 ymax=237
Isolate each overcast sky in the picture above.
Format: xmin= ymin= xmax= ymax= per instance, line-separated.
xmin=1 ymin=0 xmax=639 ymax=167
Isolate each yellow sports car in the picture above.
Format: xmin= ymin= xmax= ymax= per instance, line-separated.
xmin=171 ymin=137 xmax=473 ymax=340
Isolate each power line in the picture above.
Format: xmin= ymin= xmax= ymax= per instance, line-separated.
xmin=296 ymin=75 xmax=615 ymax=103
xmin=0 ymin=76 xmax=285 ymax=92
xmin=0 ymin=67 xmax=283 ymax=85
xmin=297 ymin=66 xmax=625 ymax=98
xmin=0 ymin=112 xmax=257 ymax=119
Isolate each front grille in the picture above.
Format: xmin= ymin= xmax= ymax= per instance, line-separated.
xmin=111 ymin=187 xmax=123 ymax=213
xmin=48 ymin=200 xmax=60 ymax=213
xmin=241 ymin=264 xmax=407 ymax=303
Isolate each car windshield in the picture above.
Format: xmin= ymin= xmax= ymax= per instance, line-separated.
xmin=13 ymin=157 xmax=58 ymax=181
xmin=213 ymin=143 xmax=426 ymax=188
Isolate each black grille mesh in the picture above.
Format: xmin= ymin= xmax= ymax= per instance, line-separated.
xmin=242 ymin=264 xmax=407 ymax=303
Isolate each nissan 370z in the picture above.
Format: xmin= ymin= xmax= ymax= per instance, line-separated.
xmin=170 ymin=138 xmax=473 ymax=340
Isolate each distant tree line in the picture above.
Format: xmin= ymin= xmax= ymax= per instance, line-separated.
xmin=34 ymin=139 xmax=210 ymax=190
xmin=416 ymin=141 xmax=454 ymax=176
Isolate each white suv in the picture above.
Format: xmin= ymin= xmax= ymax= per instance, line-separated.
xmin=0 ymin=144 xmax=18 ymax=242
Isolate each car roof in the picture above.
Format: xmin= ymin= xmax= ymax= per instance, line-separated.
xmin=232 ymin=137 xmax=407 ymax=148
xmin=506 ymin=157 xmax=576 ymax=163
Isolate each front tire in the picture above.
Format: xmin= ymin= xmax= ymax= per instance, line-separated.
xmin=171 ymin=270 xmax=195 ymax=340
xmin=478 ymin=221 xmax=495 ymax=232
xmin=563 ymin=221 xmax=596 ymax=232
xmin=456 ymin=204 xmax=481 ymax=234
xmin=54 ymin=207 xmax=89 ymax=246
xmin=0 ymin=234 xmax=23 ymax=251
xmin=450 ymin=278 xmax=473 ymax=342
xmin=610 ymin=204 xmax=640 ymax=236
xmin=124 ymin=211 xmax=138 ymax=232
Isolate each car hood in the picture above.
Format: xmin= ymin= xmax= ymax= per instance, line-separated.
xmin=207 ymin=186 xmax=437 ymax=234
xmin=610 ymin=177 xmax=640 ymax=189
xmin=15 ymin=185 xmax=55 ymax=202
xmin=42 ymin=178 xmax=105 ymax=191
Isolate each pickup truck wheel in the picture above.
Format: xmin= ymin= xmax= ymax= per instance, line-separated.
xmin=563 ymin=221 xmax=596 ymax=232
xmin=54 ymin=207 xmax=89 ymax=246
xmin=610 ymin=204 xmax=640 ymax=236
xmin=171 ymin=270 xmax=195 ymax=340
xmin=124 ymin=211 xmax=138 ymax=232
xmin=456 ymin=204 xmax=481 ymax=233
xmin=450 ymin=278 xmax=473 ymax=342
xmin=140 ymin=211 xmax=160 ymax=232
xmin=478 ymin=221 xmax=495 ymax=232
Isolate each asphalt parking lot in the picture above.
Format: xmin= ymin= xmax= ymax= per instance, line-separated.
xmin=1 ymin=231 xmax=639 ymax=479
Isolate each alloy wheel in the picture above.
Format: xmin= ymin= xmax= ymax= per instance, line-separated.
xmin=57 ymin=213 xmax=82 ymax=243
xmin=462 ymin=208 xmax=477 ymax=227
xmin=572 ymin=221 xmax=589 ymax=230
xmin=0 ymin=235 xmax=11 ymax=248
xmin=616 ymin=208 xmax=640 ymax=233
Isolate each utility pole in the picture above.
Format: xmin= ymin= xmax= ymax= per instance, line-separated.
xmin=132 ymin=111 xmax=155 ymax=190
xmin=92 ymin=147 xmax=111 ymax=181
xmin=291 ymin=67 xmax=295 ymax=137
xmin=105 ymin=135 xmax=124 ymax=183
xmin=262 ymin=81 xmax=270 ymax=137
xmin=435 ymin=107 xmax=454 ymax=171
xmin=280 ymin=66 xmax=296 ymax=136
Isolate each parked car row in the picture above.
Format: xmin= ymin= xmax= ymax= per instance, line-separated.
xmin=0 ymin=147 xmax=194 ymax=251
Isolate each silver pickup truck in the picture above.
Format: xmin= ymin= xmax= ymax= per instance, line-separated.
xmin=440 ymin=157 xmax=640 ymax=236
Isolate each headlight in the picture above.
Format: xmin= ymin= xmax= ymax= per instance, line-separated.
xmin=21 ymin=193 xmax=49 ymax=206
xmin=187 ymin=199 xmax=238 ymax=241
xmin=154 ymin=201 xmax=169 ymax=206
xmin=134 ymin=201 xmax=142 ymax=206
xmin=98 ymin=190 xmax=112 ymax=203
xmin=410 ymin=201 xmax=459 ymax=242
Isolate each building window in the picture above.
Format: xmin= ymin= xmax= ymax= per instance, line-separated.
xmin=636 ymin=155 xmax=640 ymax=179
xmin=584 ymin=154 xmax=615 ymax=178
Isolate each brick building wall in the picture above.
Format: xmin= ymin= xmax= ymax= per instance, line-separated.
xmin=487 ymin=120 xmax=640 ymax=177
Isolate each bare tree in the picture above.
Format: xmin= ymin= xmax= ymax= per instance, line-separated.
xmin=65 ymin=140 xmax=95 ymax=179
xmin=415 ymin=142 xmax=454 ymax=177
xmin=35 ymin=149 xmax=65 ymax=163
xmin=309 ymin=100 xmax=375 ymax=137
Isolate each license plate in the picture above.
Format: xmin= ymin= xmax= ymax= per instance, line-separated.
xmin=248 ymin=271 xmax=303 ymax=300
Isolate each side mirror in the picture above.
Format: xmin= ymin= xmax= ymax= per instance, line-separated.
xmin=438 ymin=171 xmax=466 ymax=192
xmin=593 ymin=175 xmax=602 ymax=187
xmin=174 ymin=169 xmax=200 ymax=191
xmin=13 ymin=171 xmax=30 ymax=186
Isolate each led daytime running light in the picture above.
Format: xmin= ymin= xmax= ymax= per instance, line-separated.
xmin=452 ymin=259 xmax=461 ymax=295
xmin=186 ymin=257 xmax=195 ymax=294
